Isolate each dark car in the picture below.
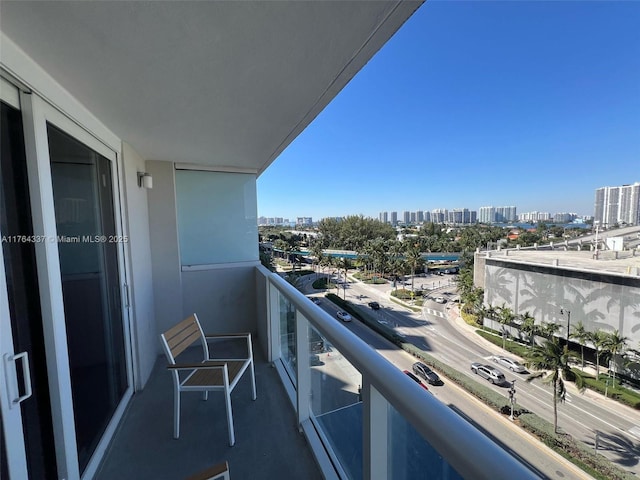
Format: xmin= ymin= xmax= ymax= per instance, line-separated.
xmin=412 ymin=362 xmax=441 ymax=385
xmin=368 ymin=301 xmax=380 ymax=310
xmin=402 ymin=370 xmax=429 ymax=391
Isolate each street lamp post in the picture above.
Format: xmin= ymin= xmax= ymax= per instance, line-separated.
xmin=509 ymin=380 xmax=517 ymax=421
xmin=560 ymin=308 xmax=571 ymax=345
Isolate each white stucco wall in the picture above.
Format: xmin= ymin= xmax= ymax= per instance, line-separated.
xmin=484 ymin=261 xmax=640 ymax=345
xmin=121 ymin=142 xmax=156 ymax=389
xmin=146 ymin=160 xmax=184 ymax=342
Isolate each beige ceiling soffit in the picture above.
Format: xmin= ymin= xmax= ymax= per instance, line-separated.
xmin=175 ymin=163 xmax=258 ymax=175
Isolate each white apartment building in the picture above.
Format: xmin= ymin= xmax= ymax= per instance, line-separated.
xmin=595 ymin=182 xmax=640 ymax=228
xmin=518 ymin=211 xmax=552 ymax=222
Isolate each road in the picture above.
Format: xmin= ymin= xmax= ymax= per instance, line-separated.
xmin=302 ymin=272 xmax=640 ymax=478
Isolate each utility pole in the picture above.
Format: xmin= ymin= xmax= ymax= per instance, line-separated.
xmin=560 ymin=308 xmax=571 ymax=346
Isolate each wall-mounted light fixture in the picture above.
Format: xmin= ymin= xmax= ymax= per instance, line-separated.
xmin=137 ymin=172 xmax=153 ymax=189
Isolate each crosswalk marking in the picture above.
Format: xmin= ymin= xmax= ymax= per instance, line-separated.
xmin=424 ymin=308 xmax=445 ymax=318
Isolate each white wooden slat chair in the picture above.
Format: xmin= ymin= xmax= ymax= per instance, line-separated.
xmin=159 ymin=314 xmax=256 ymax=446
xmin=185 ymin=461 xmax=230 ymax=480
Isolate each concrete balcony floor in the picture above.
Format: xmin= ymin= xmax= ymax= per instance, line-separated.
xmin=95 ymin=347 xmax=322 ymax=480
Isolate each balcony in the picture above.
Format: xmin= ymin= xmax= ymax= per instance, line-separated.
xmin=96 ymin=266 xmax=537 ymax=480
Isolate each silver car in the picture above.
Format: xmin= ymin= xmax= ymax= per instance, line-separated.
xmin=471 ymin=362 xmax=506 ymax=385
xmin=493 ymin=356 xmax=526 ymax=373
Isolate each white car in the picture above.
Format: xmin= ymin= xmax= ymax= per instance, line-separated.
xmin=493 ymin=355 xmax=526 ymax=373
xmin=336 ymin=311 xmax=352 ymax=322
xmin=434 ymin=296 xmax=446 ymax=304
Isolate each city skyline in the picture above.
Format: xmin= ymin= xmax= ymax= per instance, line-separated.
xmin=257 ymin=2 xmax=640 ymax=221
xmin=258 ymin=204 xmax=584 ymax=226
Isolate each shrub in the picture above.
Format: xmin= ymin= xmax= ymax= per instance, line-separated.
xmin=475 ymin=329 xmax=530 ymax=357
xmin=312 ymin=278 xmax=329 ymax=289
xmin=578 ymin=371 xmax=640 ymax=409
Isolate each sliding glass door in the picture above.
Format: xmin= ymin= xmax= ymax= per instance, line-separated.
xmin=1 ymin=97 xmax=57 ymax=479
xmin=47 ymin=124 xmax=128 ymax=474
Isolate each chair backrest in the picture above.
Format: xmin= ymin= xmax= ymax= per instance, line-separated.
xmin=160 ymin=314 xmax=209 ymax=364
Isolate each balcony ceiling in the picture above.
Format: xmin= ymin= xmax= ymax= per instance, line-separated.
xmin=0 ymin=1 xmax=421 ymax=174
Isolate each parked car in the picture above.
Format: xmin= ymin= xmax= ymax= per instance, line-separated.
xmin=434 ymin=296 xmax=446 ymax=304
xmin=412 ymin=362 xmax=441 ymax=385
xmin=403 ymin=370 xmax=429 ymax=391
xmin=336 ymin=311 xmax=352 ymax=322
xmin=493 ymin=355 xmax=526 ymax=373
xmin=368 ymin=301 xmax=380 ymax=310
xmin=471 ymin=362 xmax=505 ymax=385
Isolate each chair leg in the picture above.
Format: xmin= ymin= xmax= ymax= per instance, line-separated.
xmin=203 ymin=391 xmax=208 ymax=401
xmin=249 ymin=360 xmax=257 ymax=401
xmin=224 ymin=387 xmax=235 ymax=446
xmin=174 ymin=388 xmax=181 ymax=439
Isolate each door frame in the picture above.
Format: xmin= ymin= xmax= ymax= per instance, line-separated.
xmin=0 ymin=79 xmax=135 ymax=479
xmin=0 ymin=74 xmax=30 ymax=480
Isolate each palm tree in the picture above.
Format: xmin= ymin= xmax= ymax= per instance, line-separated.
xmin=540 ymin=322 xmax=560 ymax=340
xmin=591 ymin=330 xmax=609 ymax=379
xmin=525 ymin=338 xmax=584 ymax=433
xmin=519 ymin=311 xmax=536 ymax=347
xmin=310 ymin=240 xmax=324 ymax=279
xmin=497 ymin=304 xmax=515 ymax=350
xmin=569 ymin=321 xmax=591 ymax=370
xmin=405 ymin=242 xmax=422 ymax=292
xmin=604 ymin=330 xmax=628 ymax=385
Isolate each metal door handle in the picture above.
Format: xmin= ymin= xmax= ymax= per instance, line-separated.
xmin=3 ymin=352 xmax=32 ymax=408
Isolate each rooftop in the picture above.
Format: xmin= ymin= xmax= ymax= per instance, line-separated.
xmin=485 ymin=249 xmax=640 ymax=277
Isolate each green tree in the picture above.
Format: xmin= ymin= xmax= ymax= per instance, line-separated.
xmin=317 ymin=215 xmax=395 ymax=251
xmin=569 ymin=321 xmax=591 ymax=370
xmin=519 ymin=311 xmax=537 ymax=347
xmin=497 ymin=304 xmax=515 ymax=350
xmin=404 ymin=241 xmax=423 ymax=291
xmin=591 ymin=330 xmax=609 ymax=378
xmin=604 ymin=330 xmax=628 ymax=385
xmin=310 ymin=240 xmax=324 ymax=279
xmin=540 ymin=322 xmax=560 ymax=340
xmin=525 ymin=339 xmax=584 ymax=433
xmin=259 ymin=250 xmax=274 ymax=272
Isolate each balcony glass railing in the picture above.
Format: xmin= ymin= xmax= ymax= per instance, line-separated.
xmin=259 ymin=266 xmax=538 ymax=480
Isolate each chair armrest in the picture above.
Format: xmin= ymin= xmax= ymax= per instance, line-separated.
xmin=167 ymin=361 xmax=227 ymax=370
xmin=204 ymin=332 xmax=251 ymax=339
xmin=206 ymin=357 xmax=251 ymax=363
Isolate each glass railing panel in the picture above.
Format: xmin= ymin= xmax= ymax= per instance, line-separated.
xmin=387 ymin=402 xmax=463 ymax=480
xmin=310 ymin=328 xmax=363 ymax=480
xmin=278 ymin=289 xmax=297 ymax=384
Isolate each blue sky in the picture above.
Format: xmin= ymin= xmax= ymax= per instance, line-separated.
xmin=257 ymin=1 xmax=640 ymax=221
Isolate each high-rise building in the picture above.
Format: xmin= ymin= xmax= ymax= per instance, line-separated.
xmin=595 ymin=182 xmax=640 ymax=227
xmin=480 ymin=206 xmax=516 ymax=223
xmin=403 ymin=211 xmax=411 ymax=224
xmin=553 ymin=212 xmax=577 ymax=224
xmin=423 ymin=211 xmax=431 ymax=223
xmin=479 ymin=206 xmax=495 ymax=224
xmin=296 ymin=217 xmax=313 ymax=225
xmin=390 ymin=211 xmax=398 ymax=226
xmin=431 ymin=209 xmax=447 ymax=223
xmin=518 ymin=211 xmax=551 ymax=222
xmin=416 ymin=210 xmax=424 ymax=223
xmin=379 ymin=211 xmax=389 ymax=224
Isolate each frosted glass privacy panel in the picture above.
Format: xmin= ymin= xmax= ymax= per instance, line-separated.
xmin=176 ymin=170 xmax=258 ymax=265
